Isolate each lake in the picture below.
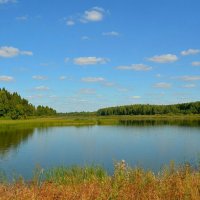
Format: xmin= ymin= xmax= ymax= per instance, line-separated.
xmin=1 ymin=120 xmax=200 ymax=179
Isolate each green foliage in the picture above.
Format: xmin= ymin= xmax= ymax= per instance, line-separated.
xmin=44 ymin=165 xmax=107 ymax=184
xmin=0 ymin=88 xmax=56 ymax=119
xmin=97 ymin=102 xmax=200 ymax=116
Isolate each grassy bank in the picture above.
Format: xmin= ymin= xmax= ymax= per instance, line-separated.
xmin=1 ymin=114 xmax=200 ymax=127
xmin=1 ymin=161 xmax=200 ymax=199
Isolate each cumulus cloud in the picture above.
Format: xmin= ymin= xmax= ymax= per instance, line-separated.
xmin=181 ymin=49 xmax=200 ymax=56
xmin=177 ymin=76 xmax=200 ymax=81
xmin=0 ymin=0 xmax=16 ymax=4
xmin=154 ymin=82 xmax=171 ymax=88
xmin=81 ymin=7 xmax=105 ymax=23
xmin=81 ymin=77 xmax=105 ymax=82
xmin=0 ymin=46 xmax=33 ymax=58
xmin=102 ymin=31 xmax=119 ymax=36
xmin=116 ymin=64 xmax=152 ymax=71
xmin=74 ymin=57 xmax=108 ymax=65
xmin=32 ymin=75 xmax=48 ymax=80
xmin=148 ymin=54 xmax=178 ymax=63
xmin=66 ymin=20 xmax=75 ymax=26
xmin=35 ymin=86 xmax=50 ymax=91
xmin=192 ymin=61 xmax=200 ymax=66
xmin=0 ymin=75 xmax=14 ymax=82
xmin=65 ymin=7 xmax=106 ymax=26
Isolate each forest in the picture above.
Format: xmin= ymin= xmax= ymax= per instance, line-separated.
xmin=97 ymin=102 xmax=200 ymax=116
xmin=0 ymin=88 xmax=56 ymax=119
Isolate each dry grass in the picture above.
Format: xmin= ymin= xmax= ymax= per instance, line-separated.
xmin=1 ymin=162 xmax=200 ymax=200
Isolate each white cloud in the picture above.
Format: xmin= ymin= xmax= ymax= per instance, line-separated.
xmin=27 ymin=94 xmax=44 ymax=99
xmin=74 ymin=57 xmax=108 ymax=65
xmin=183 ymin=84 xmax=196 ymax=88
xmin=116 ymin=64 xmax=152 ymax=71
xmin=81 ymin=77 xmax=105 ymax=82
xmin=0 ymin=0 xmax=16 ymax=4
xmin=0 ymin=46 xmax=33 ymax=58
xmin=131 ymin=96 xmax=141 ymax=99
xmin=148 ymin=54 xmax=178 ymax=63
xmin=102 ymin=81 xmax=115 ymax=87
xmin=81 ymin=36 xmax=90 ymax=40
xmin=0 ymin=75 xmax=14 ymax=82
xmin=154 ymin=82 xmax=171 ymax=88
xmin=192 ymin=61 xmax=200 ymax=66
xmin=178 ymin=76 xmax=200 ymax=81
xmin=35 ymin=86 xmax=50 ymax=91
xmin=66 ymin=20 xmax=75 ymax=26
xmin=81 ymin=7 xmax=104 ymax=22
xmin=59 ymin=76 xmax=67 ymax=80
xmin=65 ymin=7 xmax=106 ymax=26
xmin=20 ymin=50 xmax=33 ymax=56
xmin=16 ymin=16 xmax=28 ymax=21
xmin=102 ymin=31 xmax=119 ymax=36
xmin=79 ymin=88 xmax=96 ymax=94
xmin=59 ymin=76 xmax=72 ymax=81
xmin=181 ymin=49 xmax=200 ymax=56
xmin=32 ymin=75 xmax=48 ymax=80
xmin=156 ymin=74 xmax=162 ymax=78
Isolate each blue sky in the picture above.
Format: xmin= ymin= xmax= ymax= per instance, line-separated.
xmin=0 ymin=0 xmax=200 ymax=112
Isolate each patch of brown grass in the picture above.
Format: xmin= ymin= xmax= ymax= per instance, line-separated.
xmin=1 ymin=162 xmax=200 ymax=200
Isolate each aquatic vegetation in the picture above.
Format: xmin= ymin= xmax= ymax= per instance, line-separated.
xmin=1 ymin=161 xmax=200 ymax=199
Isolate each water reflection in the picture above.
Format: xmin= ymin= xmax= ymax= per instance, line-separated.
xmin=0 ymin=126 xmax=35 ymax=158
xmin=0 ymin=121 xmax=200 ymax=179
xmin=119 ymin=119 xmax=200 ymax=127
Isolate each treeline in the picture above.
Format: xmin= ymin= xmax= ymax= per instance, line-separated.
xmin=97 ymin=102 xmax=200 ymax=116
xmin=0 ymin=88 xmax=56 ymax=119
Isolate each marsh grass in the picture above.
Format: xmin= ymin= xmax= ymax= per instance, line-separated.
xmin=1 ymin=114 xmax=200 ymax=127
xmin=1 ymin=161 xmax=200 ymax=199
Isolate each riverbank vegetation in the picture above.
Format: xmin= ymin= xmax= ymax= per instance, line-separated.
xmin=1 ymin=114 xmax=200 ymax=127
xmin=1 ymin=88 xmax=200 ymax=121
xmin=1 ymin=161 xmax=200 ymax=199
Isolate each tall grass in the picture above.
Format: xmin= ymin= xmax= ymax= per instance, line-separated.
xmin=1 ymin=161 xmax=200 ymax=199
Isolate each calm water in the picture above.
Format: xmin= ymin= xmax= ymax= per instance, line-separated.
xmin=0 ymin=121 xmax=200 ymax=179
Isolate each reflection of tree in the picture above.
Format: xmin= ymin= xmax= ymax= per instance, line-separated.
xmin=119 ymin=119 xmax=200 ymax=127
xmin=0 ymin=126 xmax=35 ymax=158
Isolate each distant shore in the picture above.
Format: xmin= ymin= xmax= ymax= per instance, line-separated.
xmin=1 ymin=114 xmax=200 ymax=126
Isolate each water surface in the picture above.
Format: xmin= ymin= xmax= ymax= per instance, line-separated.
xmin=0 ymin=121 xmax=200 ymax=179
